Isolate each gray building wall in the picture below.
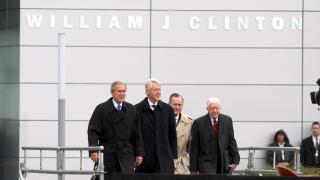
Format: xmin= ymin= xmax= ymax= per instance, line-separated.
xmin=1 ymin=0 xmax=320 ymax=179
xmin=0 ymin=1 xmax=20 ymax=180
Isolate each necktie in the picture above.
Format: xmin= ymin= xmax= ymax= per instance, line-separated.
xmin=152 ymin=105 xmax=157 ymax=111
xmin=316 ymin=137 xmax=319 ymax=165
xmin=117 ymin=104 xmax=121 ymax=111
xmin=212 ymin=118 xmax=219 ymax=135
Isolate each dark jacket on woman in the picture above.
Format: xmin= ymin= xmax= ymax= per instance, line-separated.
xmin=266 ymin=129 xmax=294 ymax=166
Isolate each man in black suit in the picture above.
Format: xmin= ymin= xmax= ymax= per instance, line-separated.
xmin=135 ymin=79 xmax=177 ymax=173
xmin=87 ymin=81 xmax=144 ymax=173
xmin=190 ymin=97 xmax=240 ymax=174
xmin=300 ymin=121 xmax=320 ymax=167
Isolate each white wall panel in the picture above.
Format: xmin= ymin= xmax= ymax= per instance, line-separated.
xmin=19 ymin=121 xmax=58 ymax=156
xmin=20 ymin=84 xmax=147 ymax=121
xmin=234 ymin=122 xmax=302 ymax=148
xmin=152 ymin=48 xmax=301 ymax=84
xmin=305 ymin=0 xmax=320 ymax=11
xmin=66 ymin=121 xmax=88 ymax=146
xmin=21 ymin=0 xmax=150 ymax=10
xmin=303 ymin=85 xmax=320 ymax=131
xmin=304 ymin=12 xmax=320 ymax=47
xmin=161 ymin=85 xmax=301 ymax=122
xmin=20 ymin=47 xmax=150 ymax=83
xmin=67 ymin=47 xmax=149 ymax=83
xmin=66 ymin=84 xmax=146 ymax=120
xmin=152 ymin=12 xmax=302 ymax=47
xmin=20 ymin=84 xmax=58 ymax=120
xmin=20 ymin=9 xmax=150 ymax=46
xmin=304 ymin=50 xmax=320 ymax=84
xmin=153 ymin=0 xmax=302 ymax=11
xmin=20 ymin=47 xmax=57 ymax=82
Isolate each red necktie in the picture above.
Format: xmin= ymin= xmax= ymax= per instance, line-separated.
xmin=212 ymin=118 xmax=219 ymax=135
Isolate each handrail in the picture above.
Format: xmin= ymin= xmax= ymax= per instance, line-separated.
xmin=20 ymin=146 xmax=104 ymax=180
xmin=237 ymin=146 xmax=301 ymax=175
xmin=21 ymin=146 xmax=104 ymax=151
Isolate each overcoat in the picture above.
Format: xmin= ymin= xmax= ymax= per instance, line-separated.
xmin=88 ymin=98 xmax=144 ymax=173
xmin=135 ymin=97 xmax=177 ymax=173
xmin=189 ymin=113 xmax=240 ymax=174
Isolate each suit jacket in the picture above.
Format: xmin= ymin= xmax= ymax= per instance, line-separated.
xmin=87 ymin=98 xmax=145 ymax=173
xmin=300 ymin=136 xmax=320 ymax=167
xmin=174 ymin=113 xmax=193 ymax=174
xmin=266 ymin=143 xmax=294 ymax=165
xmin=189 ymin=113 xmax=240 ymax=174
xmin=135 ymin=97 xmax=177 ymax=173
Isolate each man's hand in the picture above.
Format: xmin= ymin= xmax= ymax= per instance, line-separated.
xmin=90 ymin=152 xmax=99 ymax=162
xmin=135 ymin=156 xmax=143 ymax=166
xmin=228 ymin=164 xmax=238 ymax=171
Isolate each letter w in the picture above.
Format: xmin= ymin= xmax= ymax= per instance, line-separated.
xmin=26 ymin=14 xmax=43 ymax=28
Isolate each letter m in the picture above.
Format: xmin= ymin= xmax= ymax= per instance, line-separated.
xmin=128 ymin=16 xmax=142 ymax=29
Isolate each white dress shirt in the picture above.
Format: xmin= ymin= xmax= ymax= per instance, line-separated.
xmin=278 ymin=143 xmax=285 ymax=160
xmin=147 ymin=98 xmax=158 ymax=111
xmin=312 ymin=135 xmax=320 ymax=156
xmin=112 ymin=99 xmax=122 ymax=110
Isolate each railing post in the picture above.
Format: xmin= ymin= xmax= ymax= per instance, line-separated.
xmin=99 ymin=151 xmax=104 ymax=180
xmin=248 ymin=150 xmax=254 ymax=170
xmin=273 ymin=151 xmax=276 ymax=169
xmin=296 ymin=149 xmax=301 ymax=175
xmin=58 ymin=32 xmax=66 ymax=180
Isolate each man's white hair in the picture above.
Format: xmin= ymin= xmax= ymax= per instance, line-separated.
xmin=145 ymin=78 xmax=161 ymax=91
xmin=207 ymin=97 xmax=221 ymax=107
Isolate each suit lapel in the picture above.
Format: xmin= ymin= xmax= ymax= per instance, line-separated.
xmin=204 ymin=114 xmax=215 ymax=137
xmin=218 ymin=115 xmax=224 ymax=138
xmin=176 ymin=115 xmax=188 ymax=137
xmin=308 ymin=136 xmax=316 ymax=152
xmin=114 ymin=102 xmax=126 ymax=124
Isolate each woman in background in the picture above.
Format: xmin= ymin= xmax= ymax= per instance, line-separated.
xmin=266 ymin=129 xmax=294 ymax=167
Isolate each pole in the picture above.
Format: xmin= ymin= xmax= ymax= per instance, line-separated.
xmin=58 ymin=33 xmax=66 ymax=180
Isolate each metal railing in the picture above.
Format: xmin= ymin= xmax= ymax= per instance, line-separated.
xmin=19 ymin=146 xmax=104 ymax=180
xmin=237 ymin=146 xmax=301 ymax=175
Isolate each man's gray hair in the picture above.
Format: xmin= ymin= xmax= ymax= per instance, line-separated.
xmin=110 ymin=81 xmax=126 ymax=93
xmin=145 ymin=78 xmax=161 ymax=91
xmin=207 ymin=97 xmax=221 ymax=107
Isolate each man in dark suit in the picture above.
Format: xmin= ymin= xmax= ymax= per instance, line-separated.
xmin=87 ymin=81 xmax=144 ymax=173
xmin=300 ymin=121 xmax=320 ymax=167
xmin=135 ymin=79 xmax=177 ymax=173
xmin=190 ymin=97 xmax=240 ymax=174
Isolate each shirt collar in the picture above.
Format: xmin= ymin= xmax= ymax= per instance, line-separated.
xmin=112 ymin=99 xmax=122 ymax=109
xmin=313 ymin=135 xmax=320 ymax=140
xmin=148 ymin=98 xmax=158 ymax=109
xmin=209 ymin=115 xmax=219 ymax=123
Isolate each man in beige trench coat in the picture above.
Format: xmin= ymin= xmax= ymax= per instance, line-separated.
xmin=169 ymin=93 xmax=193 ymax=174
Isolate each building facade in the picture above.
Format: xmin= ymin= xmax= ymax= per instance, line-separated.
xmin=1 ymin=0 xmax=320 ymax=179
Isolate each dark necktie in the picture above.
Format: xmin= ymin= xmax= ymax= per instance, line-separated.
xmin=117 ymin=104 xmax=121 ymax=111
xmin=212 ymin=118 xmax=219 ymax=135
xmin=152 ymin=105 xmax=157 ymax=110
xmin=316 ymin=137 xmax=319 ymax=165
